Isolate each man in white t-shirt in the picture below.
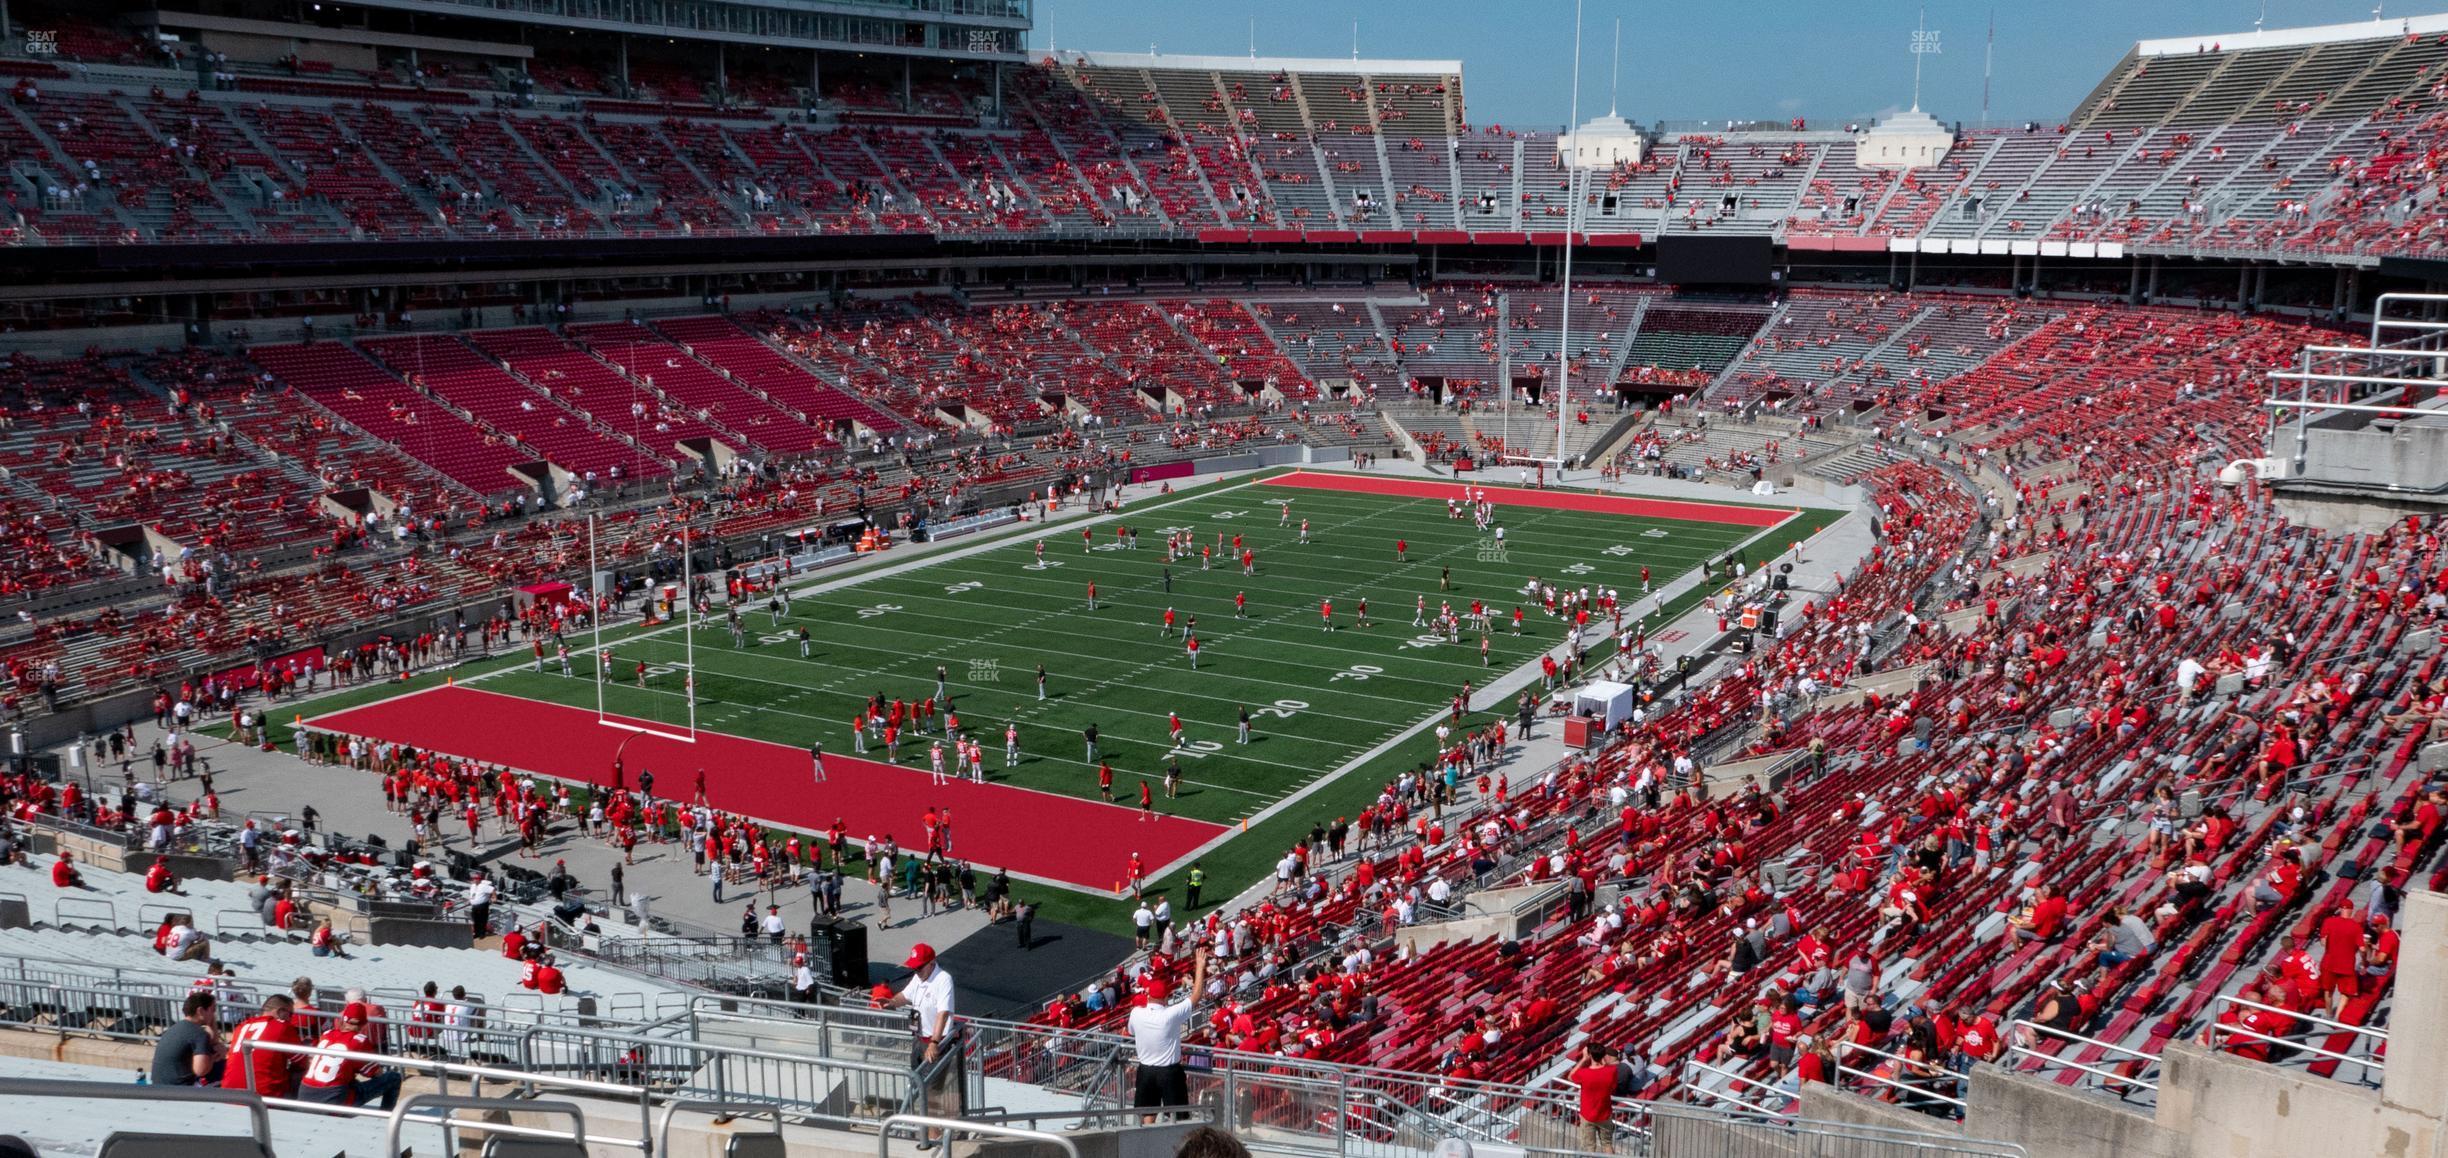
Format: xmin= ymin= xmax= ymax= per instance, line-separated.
xmin=2174 ymin=655 xmax=2207 ymax=702
xmin=1128 ymin=947 xmax=1208 ymax=1121
xmin=882 ymin=942 xmax=959 ymax=1149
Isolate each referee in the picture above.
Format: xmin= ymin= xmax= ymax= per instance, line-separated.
xmin=1128 ymin=946 xmax=1209 ymax=1122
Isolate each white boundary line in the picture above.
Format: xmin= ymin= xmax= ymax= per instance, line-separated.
xmin=297 ymin=471 xmax=1284 ymax=733
xmin=300 ymin=468 xmax=1831 ymax=896
xmin=1144 ymin=498 xmax=1820 ymax=884
xmin=316 ymin=682 xmax=1232 ymax=898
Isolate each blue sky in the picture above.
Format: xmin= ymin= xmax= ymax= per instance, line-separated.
xmin=1034 ymin=1 xmax=2415 ymax=129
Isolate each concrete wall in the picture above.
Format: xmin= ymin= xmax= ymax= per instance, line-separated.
xmin=2152 ymin=1041 xmax=2439 ymax=1158
xmin=1932 ymin=888 xmax=2448 ymax=1158
xmin=1965 ymin=1068 xmax=2176 ymax=1158
xmin=1801 ymin=1084 xmax=1965 ymax=1138
xmin=2297 ymin=422 xmax=2448 ymax=493
xmin=2383 ymin=890 xmax=2448 ymax=1121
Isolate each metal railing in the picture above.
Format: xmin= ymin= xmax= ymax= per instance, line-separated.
xmin=960 ymin=1014 xmax=2012 ymax=1158
xmin=2202 ymin=993 xmax=2388 ymax=1085
xmin=240 ymin=1039 xmax=652 ymax=1150
xmin=2006 ymin=1021 xmax=2161 ymax=1096
xmin=880 ymin=1115 xmax=1080 ymax=1158
xmin=1675 ymin=1058 xmax=1795 ymax=1117
xmin=1832 ymin=1040 xmax=1966 ymax=1117
xmin=0 ymin=1077 xmax=276 ymax=1150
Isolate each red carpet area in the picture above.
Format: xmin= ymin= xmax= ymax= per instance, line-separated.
xmin=306 ymin=684 xmax=1228 ymax=891
xmin=1259 ymin=470 xmax=1799 ymax=527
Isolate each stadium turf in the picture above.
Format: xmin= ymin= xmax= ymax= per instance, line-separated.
xmin=289 ymin=470 xmax=1838 ymax=928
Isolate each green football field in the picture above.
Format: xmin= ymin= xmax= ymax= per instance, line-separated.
xmin=470 ymin=471 xmax=1821 ymax=846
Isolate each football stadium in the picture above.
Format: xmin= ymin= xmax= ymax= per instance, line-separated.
xmin=3 ymin=1 xmax=2448 ymax=1156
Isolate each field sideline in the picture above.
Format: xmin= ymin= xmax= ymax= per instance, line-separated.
xmin=308 ymin=469 xmax=1839 ymax=918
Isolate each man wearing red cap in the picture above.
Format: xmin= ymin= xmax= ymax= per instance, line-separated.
xmin=299 ymin=1002 xmax=401 ymax=1109
xmin=1128 ymin=946 xmax=1209 ymax=1121
xmin=879 ymin=942 xmax=959 ymax=1149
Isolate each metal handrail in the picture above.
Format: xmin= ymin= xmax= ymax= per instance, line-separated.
xmin=1834 ymin=1039 xmax=1968 ymax=1111
xmin=243 ymin=1039 xmax=651 ymax=1150
xmin=1678 ymin=1058 xmax=1794 ymax=1116
xmin=2006 ymin=1020 xmax=2161 ymax=1093
xmin=879 ymin=1115 xmax=1082 ymax=1158
xmin=0 ymin=1076 xmax=275 ymax=1145
xmin=654 ymin=1100 xmax=783 ymax=1156
xmin=2202 ymin=994 xmax=2389 ymax=1075
xmin=386 ymin=1095 xmax=590 ymax=1157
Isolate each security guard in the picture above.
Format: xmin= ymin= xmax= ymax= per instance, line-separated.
xmin=1186 ymin=862 xmax=1205 ymax=910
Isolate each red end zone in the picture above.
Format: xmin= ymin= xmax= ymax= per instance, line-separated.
xmin=308 ymin=684 xmax=1225 ymax=892
xmin=1260 ymin=470 xmax=1797 ymax=527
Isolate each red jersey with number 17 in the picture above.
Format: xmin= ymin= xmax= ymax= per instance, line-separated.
xmin=224 ymin=1013 xmax=306 ymax=1098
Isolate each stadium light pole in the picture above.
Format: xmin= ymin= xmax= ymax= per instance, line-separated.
xmin=1554 ymin=0 xmax=1586 ymax=482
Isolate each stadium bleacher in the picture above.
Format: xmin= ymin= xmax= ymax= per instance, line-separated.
xmin=13 ymin=10 xmax=2448 ymax=1158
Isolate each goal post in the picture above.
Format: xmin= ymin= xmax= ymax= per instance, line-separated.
xmin=588 ymin=513 xmax=701 ymax=743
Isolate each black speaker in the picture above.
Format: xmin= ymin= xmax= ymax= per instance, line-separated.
xmin=364 ymin=833 xmax=388 ymax=849
xmin=809 ymin=919 xmax=871 ymax=989
xmin=1757 ymin=608 xmax=1780 ymax=634
xmin=447 ymin=849 xmax=478 ymax=882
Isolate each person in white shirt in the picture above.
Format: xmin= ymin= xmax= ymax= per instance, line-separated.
xmin=466 ymin=875 xmax=497 ymax=937
xmin=881 ymin=943 xmax=959 ymax=1149
xmin=1128 ymin=947 xmax=1208 ymax=1121
xmin=2174 ymin=655 xmax=2207 ymax=700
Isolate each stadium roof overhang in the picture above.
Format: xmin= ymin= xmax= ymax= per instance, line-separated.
xmin=2131 ymin=9 xmax=2448 ymax=56
xmin=1047 ymin=48 xmax=1460 ymax=77
xmin=323 ymin=0 xmax=1031 ymax=60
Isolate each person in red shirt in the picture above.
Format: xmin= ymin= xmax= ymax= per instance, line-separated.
xmin=50 ymin=852 xmax=81 ymax=889
xmin=2316 ymin=901 xmax=2368 ymax=1018
xmin=1563 ymin=1041 xmax=1619 ymax=1152
xmin=532 ymin=955 xmax=568 ymax=996
xmin=1794 ymin=1036 xmax=1833 ymax=1086
xmin=298 ymin=1002 xmax=401 ymax=1109
xmin=224 ymin=994 xmax=307 ymax=1098
xmin=1952 ymin=1000 xmax=2002 ymax=1065
xmin=2362 ymin=911 xmax=2403 ymax=987
xmin=2251 ymin=847 xmax=2304 ymax=908
xmin=2390 ymin=787 xmax=2446 ymax=849
xmin=144 ymin=860 xmax=180 ymax=894
xmin=2011 ymin=883 xmax=2068 ymax=942
xmin=2256 ymin=727 xmax=2300 ymax=791
xmin=1768 ymin=996 xmax=1804 ymax=1066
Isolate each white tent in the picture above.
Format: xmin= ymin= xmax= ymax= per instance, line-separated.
xmin=1573 ymin=679 xmax=1640 ymax=731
